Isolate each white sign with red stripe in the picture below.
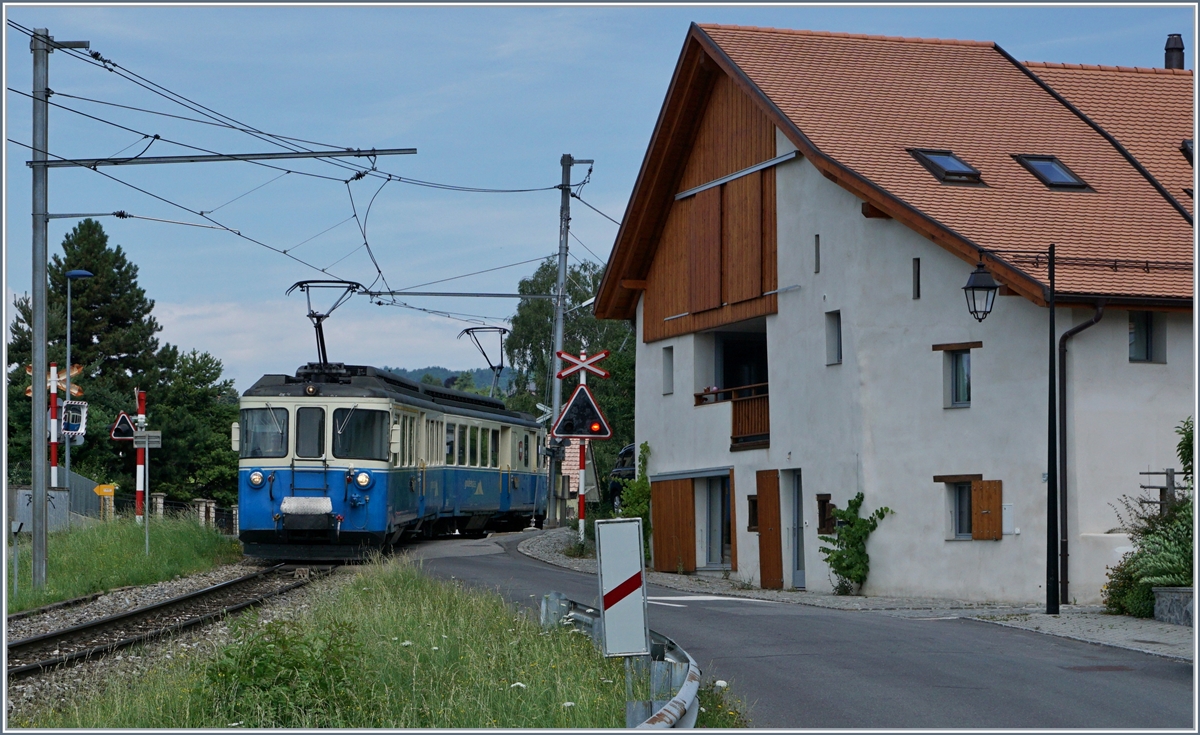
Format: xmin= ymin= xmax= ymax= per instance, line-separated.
xmin=555 ymin=349 xmax=610 ymax=380
xmin=595 ymin=518 xmax=650 ymax=657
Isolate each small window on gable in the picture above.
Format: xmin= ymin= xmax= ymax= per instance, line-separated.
xmin=1014 ymin=155 xmax=1088 ymax=189
xmin=909 ymin=149 xmax=982 ymax=184
xmin=1182 ymin=139 xmax=1193 ymax=166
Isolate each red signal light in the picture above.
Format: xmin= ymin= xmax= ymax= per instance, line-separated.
xmin=590 ymin=422 xmax=601 ymax=432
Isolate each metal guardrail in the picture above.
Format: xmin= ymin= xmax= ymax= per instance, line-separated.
xmin=541 ymin=592 xmax=701 ymax=729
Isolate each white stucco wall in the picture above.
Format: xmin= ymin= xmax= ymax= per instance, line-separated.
xmin=633 ymin=127 xmax=1194 ymax=604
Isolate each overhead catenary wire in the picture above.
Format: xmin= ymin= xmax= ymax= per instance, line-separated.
xmin=571 ymin=192 xmax=621 ymax=226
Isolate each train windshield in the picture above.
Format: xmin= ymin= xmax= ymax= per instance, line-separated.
xmin=296 ymin=407 xmax=325 ymax=458
xmin=240 ymin=407 xmax=289 ymax=459
xmin=333 ymin=407 xmax=389 ymax=461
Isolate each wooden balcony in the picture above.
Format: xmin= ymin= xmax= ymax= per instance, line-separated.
xmin=695 ymin=382 xmax=770 ymax=450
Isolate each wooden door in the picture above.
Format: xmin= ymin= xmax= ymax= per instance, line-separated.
xmin=756 ymin=470 xmax=783 ymax=589
xmin=651 ymin=479 xmax=696 ymax=573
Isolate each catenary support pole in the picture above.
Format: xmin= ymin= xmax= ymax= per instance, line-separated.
xmin=1046 ymin=244 xmax=1059 ymax=615
xmin=65 ymin=279 xmax=72 ymax=483
xmin=29 ymin=28 xmax=89 ymax=589
xmin=548 ymin=154 xmax=593 ymax=528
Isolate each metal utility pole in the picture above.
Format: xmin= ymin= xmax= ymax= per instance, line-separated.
xmin=30 ymin=28 xmax=89 ymax=589
xmin=548 ymin=154 xmax=591 ymax=528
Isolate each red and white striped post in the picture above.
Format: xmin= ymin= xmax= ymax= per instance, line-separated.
xmin=49 ymin=363 xmax=59 ymax=488
xmin=578 ymin=353 xmax=587 ymax=543
xmin=135 ymin=389 xmax=147 ymax=524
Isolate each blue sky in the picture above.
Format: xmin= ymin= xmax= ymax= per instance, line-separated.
xmin=5 ymin=3 xmax=1194 ymax=390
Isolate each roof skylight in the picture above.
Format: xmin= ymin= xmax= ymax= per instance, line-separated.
xmin=1014 ymin=155 xmax=1089 ymax=189
xmin=1182 ymin=139 xmax=1193 ymax=166
xmin=909 ymin=149 xmax=982 ymax=184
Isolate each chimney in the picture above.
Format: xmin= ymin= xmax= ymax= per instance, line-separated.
xmin=1165 ymin=34 xmax=1185 ymax=69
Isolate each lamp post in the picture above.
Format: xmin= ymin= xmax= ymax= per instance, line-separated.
xmin=64 ymin=269 xmax=93 ymax=484
xmin=962 ymin=245 xmax=1059 ymax=615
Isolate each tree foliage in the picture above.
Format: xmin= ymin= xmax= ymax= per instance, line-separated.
xmin=504 ymin=259 xmax=635 ymax=477
xmin=6 ymin=220 xmax=238 ymax=504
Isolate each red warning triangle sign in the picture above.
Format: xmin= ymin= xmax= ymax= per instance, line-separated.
xmin=110 ymin=412 xmax=136 ymax=441
xmin=551 ymin=384 xmax=612 ymax=440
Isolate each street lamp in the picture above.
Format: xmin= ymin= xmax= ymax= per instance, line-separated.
xmin=64 ymin=269 xmax=93 ymax=485
xmin=962 ymin=245 xmax=1059 ymax=616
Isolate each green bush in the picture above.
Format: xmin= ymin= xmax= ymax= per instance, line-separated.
xmin=818 ymin=492 xmax=893 ymax=595
xmin=1102 ymin=552 xmax=1155 ymax=617
xmin=1130 ymin=497 xmax=1193 ymax=587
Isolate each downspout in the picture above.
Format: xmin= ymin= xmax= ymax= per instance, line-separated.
xmin=1057 ymin=302 xmax=1105 ymax=605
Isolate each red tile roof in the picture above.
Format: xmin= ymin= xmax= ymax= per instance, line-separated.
xmin=1025 ymin=61 xmax=1194 ymax=216
xmin=698 ymin=23 xmax=1193 ymax=302
xmin=595 ymin=24 xmax=1193 ymax=318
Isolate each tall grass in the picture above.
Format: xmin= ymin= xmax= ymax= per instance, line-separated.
xmin=7 ymin=515 xmax=242 ymax=614
xmin=26 ymin=558 xmax=639 ymax=728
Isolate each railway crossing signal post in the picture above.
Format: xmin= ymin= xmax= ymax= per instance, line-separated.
xmin=552 ymin=350 xmax=613 ymax=541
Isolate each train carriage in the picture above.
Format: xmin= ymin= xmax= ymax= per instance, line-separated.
xmin=234 ymin=362 xmax=547 ymax=560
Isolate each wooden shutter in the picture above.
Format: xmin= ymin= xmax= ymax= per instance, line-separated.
xmin=688 ymin=186 xmax=722 ymax=314
xmin=756 ymin=470 xmax=783 ymax=589
xmin=650 ymin=479 xmax=696 ymax=573
xmin=971 ymin=480 xmax=1002 ymax=540
xmin=722 ymin=171 xmax=762 ymax=305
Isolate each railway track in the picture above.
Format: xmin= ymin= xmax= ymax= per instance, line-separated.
xmin=6 ymin=564 xmax=333 ymax=678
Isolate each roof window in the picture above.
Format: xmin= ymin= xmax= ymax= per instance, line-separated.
xmin=1014 ymin=155 xmax=1088 ymax=189
xmin=1182 ymin=139 xmax=1193 ymax=166
xmin=909 ymin=149 xmax=982 ymax=184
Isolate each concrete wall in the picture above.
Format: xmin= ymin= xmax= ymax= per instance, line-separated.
xmin=633 ymin=127 xmax=1194 ymax=604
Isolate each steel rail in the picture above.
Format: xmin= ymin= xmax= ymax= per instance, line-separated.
xmin=6 ymin=564 xmax=323 ymax=678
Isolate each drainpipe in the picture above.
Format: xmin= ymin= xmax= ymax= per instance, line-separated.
xmin=1057 ymin=302 xmax=1105 ymax=605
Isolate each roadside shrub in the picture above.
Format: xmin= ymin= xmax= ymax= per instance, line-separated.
xmin=1129 ymin=498 xmax=1193 ymax=587
xmin=818 ymin=492 xmax=893 ymax=595
xmin=1102 ymin=552 xmax=1155 ymax=617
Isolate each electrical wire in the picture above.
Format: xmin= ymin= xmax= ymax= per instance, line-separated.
xmin=8 ymin=136 xmax=347 ymax=280
xmin=201 ymin=171 xmax=290 ymax=215
xmin=284 ymin=215 xmax=357 ymax=255
xmin=571 ymin=192 xmax=621 ymax=226
xmin=394 ymin=256 xmax=554 ymax=292
xmin=568 ymin=230 xmax=606 ymax=263
xmin=6 ymin=87 xmax=349 ymax=183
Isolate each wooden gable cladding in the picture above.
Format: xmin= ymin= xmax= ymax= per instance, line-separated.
xmin=643 ymin=74 xmax=779 ymax=342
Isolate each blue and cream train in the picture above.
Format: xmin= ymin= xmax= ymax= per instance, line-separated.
xmin=234 ymin=362 xmax=548 ymax=560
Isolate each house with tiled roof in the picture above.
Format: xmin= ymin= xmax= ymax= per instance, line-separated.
xmin=594 ymin=24 xmax=1194 ymax=603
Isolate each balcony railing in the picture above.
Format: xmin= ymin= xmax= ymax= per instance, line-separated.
xmin=695 ymin=383 xmax=770 ymax=450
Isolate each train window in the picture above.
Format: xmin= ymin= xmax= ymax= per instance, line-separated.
xmin=524 ymin=434 xmax=531 ymax=469
xmin=295 ymin=407 xmax=324 ymax=458
xmin=408 ymin=416 xmax=417 ymax=466
xmin=458 ymin=425 xmax=468 ymax=465
xmin=480 ymin=428 xmax=489 ymax=467
xmin=332 ymin=408 xmax=389 ymax=461
xmin=445 ymin=423 xmax=456 ymax=465
xmin=240 ymin=407 xmax=289 ymax=459
xmin=470 ymin=427 xmax=480 ymax=467
xmin=490 ymin=430 xmax=500 ymax=468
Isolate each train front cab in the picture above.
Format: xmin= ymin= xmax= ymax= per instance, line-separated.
xmin=235 ymin=397 xmax=410 ymax=559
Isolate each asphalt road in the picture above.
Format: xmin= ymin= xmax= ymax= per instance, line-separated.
xmin=403 ymin=533 xmax=1194 ymax=729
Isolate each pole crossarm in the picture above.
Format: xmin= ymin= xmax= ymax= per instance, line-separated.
xmin=364 ymin=290 xmax=555 ymax=300
xmin=30 ymin=147 xmax=417 ymax=168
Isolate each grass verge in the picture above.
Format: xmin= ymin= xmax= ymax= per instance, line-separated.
xmin=695 ymin=679 xmax=752 ymax=727
xmin=7 ymin=515 xmax=242 ymax=614
xmin=24 ymin=557 xmax=640 ymax=728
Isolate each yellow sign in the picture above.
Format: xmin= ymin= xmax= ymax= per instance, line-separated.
xmin=93 ymin=483 xmax=117 ymax=497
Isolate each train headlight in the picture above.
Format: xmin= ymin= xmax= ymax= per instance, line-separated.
xmin=249 ymin=471 xmax=265 ymax=487
xmin=355 ymin=471 xmax=371 ymax=487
